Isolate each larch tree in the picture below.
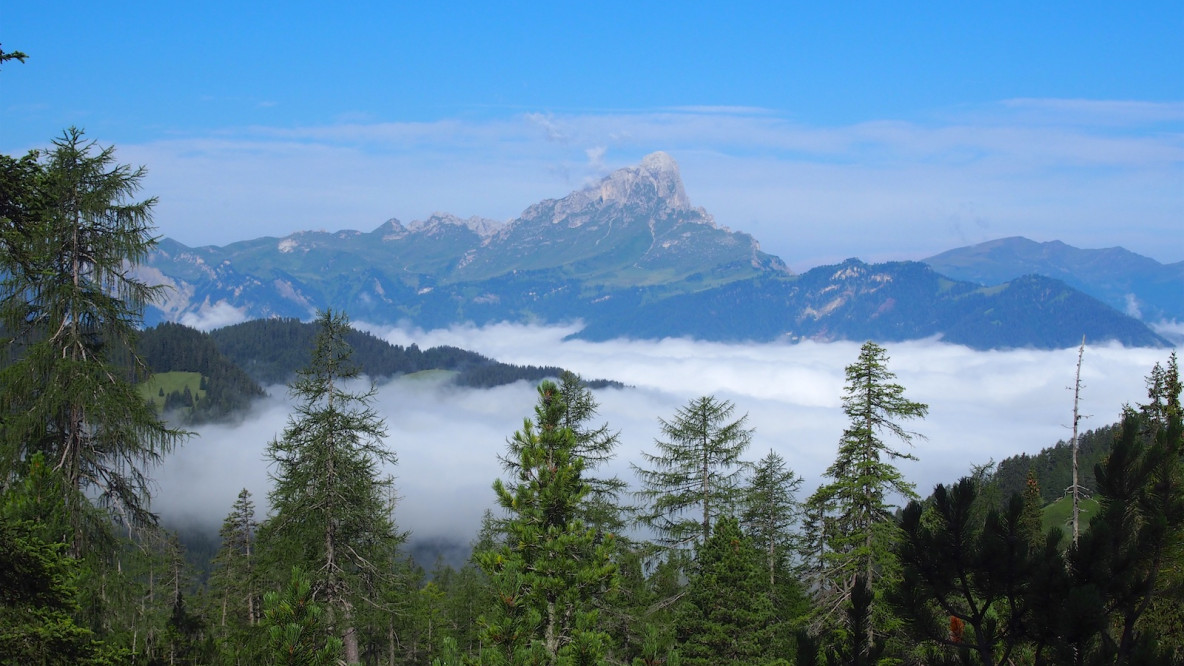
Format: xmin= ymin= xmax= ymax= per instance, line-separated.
xmin=476 ymin=380 xmax=618 ymax=665
xmin=557 ymin=371 xmax=627 ymax=534
xmin=742 ymin=450 xmax=803 ymax=594
xmin=633 ymin=395 xmax=753 ymax=551
xmin=0 ymin=128 xmax=185 ymax=557
xmin=805 ymin=341 xmax=927 ymax=651
xmin=262 ymin=309 xmax=401 ymax=664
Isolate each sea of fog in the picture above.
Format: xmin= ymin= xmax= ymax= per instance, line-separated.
xmin=153 ymin=322 xmax=1178 ymax=549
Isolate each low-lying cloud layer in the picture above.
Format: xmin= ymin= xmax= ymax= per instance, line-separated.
xmin=153 ymin=323 xmax=1177 ymax=548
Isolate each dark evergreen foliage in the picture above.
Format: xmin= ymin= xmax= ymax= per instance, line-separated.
xmin=674 ymin=516 xmax=778 ymax=665
xmin=992 ymin=423 xmax=1120 ymax=506
xmin=207 ymin=316 xmax=624 ymax=389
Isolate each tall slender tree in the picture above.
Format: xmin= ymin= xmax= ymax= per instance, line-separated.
xmin=633 ymin=395 xmax=753 ymax=551
xmin=208 ymin=488 xmax=260 ymax=660
xmin=262 ymin=309 xmax=401 ymax=664
xmin=742 ymin=450 xmax=803 ymax=593
xmin=0 ymin=128 xmax=185 ymax=556
xmin=806 ymin=341 xmax=927 ymax=651
xmin=557 ymin=371 xmax=627 ymax=533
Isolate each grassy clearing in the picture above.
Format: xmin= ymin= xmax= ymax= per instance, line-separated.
xmin=1042 ymin=494 xmax=1100 ymax=541
xmin=139 ymin=371 xmax=205 ymax=411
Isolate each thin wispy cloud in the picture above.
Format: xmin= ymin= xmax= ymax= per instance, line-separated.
xmin=121 ymin=102 xmax=1182 ymax=268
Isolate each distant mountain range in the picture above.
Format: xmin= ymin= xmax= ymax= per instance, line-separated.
xmin=924 ymin=237 xmax=1184 ymax=327
xmin=138 ymin=152 xmax=1176 ymax=350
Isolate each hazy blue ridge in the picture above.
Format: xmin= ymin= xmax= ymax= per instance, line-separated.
xmin=924 ymin=236 xmax=1184 ymax=324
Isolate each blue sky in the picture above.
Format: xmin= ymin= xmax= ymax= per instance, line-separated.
xmin=3 ymin=2 xmax=1182 ymax=268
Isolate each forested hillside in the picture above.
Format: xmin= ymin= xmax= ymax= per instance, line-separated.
xmin=206 ymin=317 xmax=624 ymax=389
xmin=992 ymin=423 xmax=1121 ymax=505
xmin=137 ymin=322 xmax=266 ymax=423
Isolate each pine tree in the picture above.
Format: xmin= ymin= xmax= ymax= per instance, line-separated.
xmin=262 ymin=309 xmax=401 ymax=664
xmin=0 ymin=128 xmax=185 ymax=556
xmin=1066 ymin=407 xmax=1184 ymax=662
xmin=633 ymin=395 xmax=753 ymax=550
xmin=805 ymin=341 xmax=927 ymax=650
xmin=894 ymin=478 xmax=1042 ymax=665
xmin=260 ymin=567 xmax=343 ymax=666
xmin=673 ymin=516 xmax=776 ymax=666
xmin=476 ymin=380 xmax=618 ymax=665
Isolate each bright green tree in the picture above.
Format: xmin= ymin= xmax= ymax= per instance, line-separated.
xmin=805 ymin=341 xmax=928 ymax=651
xmin=633 ymin=395 xmax=753 ymax=550
xmin=0 ymin=491 xmax=126 ymax=664
xmin=0 ymin=128 xmax=185 ymax=556
xmin=477 ymin=380 xmax=618 ymax=665
xmin=262 ymin=309 xmax=401 ymax=664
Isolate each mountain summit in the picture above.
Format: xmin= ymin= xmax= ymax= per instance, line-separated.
xmin=139 ymin=153 xmax=1169 ymax=350
xmin=464 ymin=151 xmax=785 ymax=283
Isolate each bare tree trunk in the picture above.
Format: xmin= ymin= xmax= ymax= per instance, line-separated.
xmin=1071 ymin=336 xmax=1086 ymax=546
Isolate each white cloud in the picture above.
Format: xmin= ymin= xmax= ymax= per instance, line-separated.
xmin=178 ymin=300 xmax=250 ymax=331
xmin=151 ymin=323 xmax=1178 ymax=549
xmin=1151 ymin=320 xmax=1184 ymax=346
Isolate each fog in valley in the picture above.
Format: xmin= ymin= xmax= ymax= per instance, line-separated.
xmin=153 ymin=322 xmax=1177 ymax=559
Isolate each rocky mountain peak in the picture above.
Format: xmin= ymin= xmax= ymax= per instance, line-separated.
xmin=597 ymin=150 xmax=690 ymax=211
xmin=524 ymin=151 xmax=697 ymax=225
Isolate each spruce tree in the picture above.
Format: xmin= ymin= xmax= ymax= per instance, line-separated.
xmin=262 ymin=309 xmax=401 ymax=664
xmin=633 ymin=395 xmax=753 ymax=550
xmin=476 ymin=380 xmax=618 ymax=665
xmin=805 ymin=341 xmax=927 ymax=651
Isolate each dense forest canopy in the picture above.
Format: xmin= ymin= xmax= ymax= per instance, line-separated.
xmin=3 ymin=129 xmax=1182 ymax=665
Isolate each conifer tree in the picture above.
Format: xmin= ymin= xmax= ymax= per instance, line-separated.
xmin=805 ymin=341 xmax=927 ymax=650
xmin=260 ymin=567 xmax=343 ymax=666
xmin=208 ymin=488 xmax=260 ymax=659
xmin=0 ymin=128 xmax=185 ymax=556
xmin=1019 ymin=468 xmax=1045 ymax=550
xmin=633 ymin=395 xmax=753 ymax=550
xmin=673 ymin=516 xmax=776 ymax=665
xmin=476 ymin=380 xmax=618 ymax=665
xmin=557 ymin=371 xmax=627 ymax=533
xmin=742 ymin=450 xmax=803 ymax=593
xmin=262 ymin=309 xmax=400 ymax=664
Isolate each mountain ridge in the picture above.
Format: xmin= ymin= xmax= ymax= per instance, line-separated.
xmin=137 ymin=153 xmax=1173 ymax=350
